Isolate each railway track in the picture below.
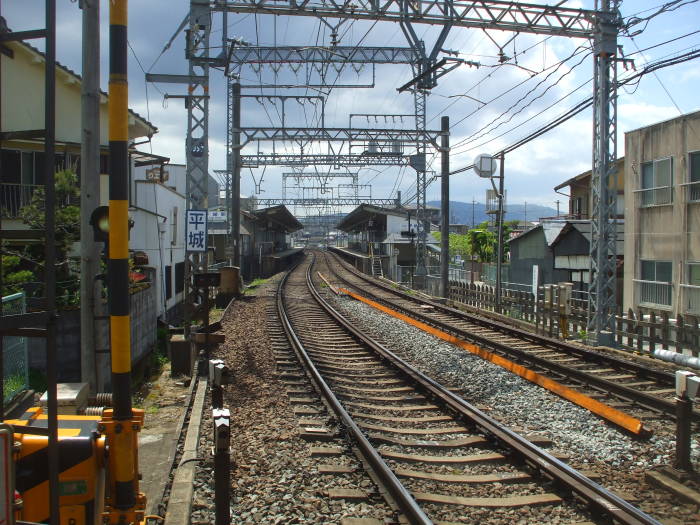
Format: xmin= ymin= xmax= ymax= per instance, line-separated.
xmin=277 ymin=252 xmax=660 ymax=524
xmin=323 ymin=249 xmax=697 ymax=429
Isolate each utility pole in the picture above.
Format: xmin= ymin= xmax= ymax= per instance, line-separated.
xmin=556 ymin=199 xmax=561 ymax=217
xmin=440 ymin=116 xmax=449 ymax=298
xmin=495 ymin=152 xmax=505 ymax=313
xmin=80 ymin=0 xmax=100 ymax=392
xmin=471 ymin=198 xmax=475 ymax=228
xmin=232 ymin=81 xmax=241 ymax=267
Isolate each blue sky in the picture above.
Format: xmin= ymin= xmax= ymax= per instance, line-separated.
xmin=5 ymin=1 xmax=700 ymax=216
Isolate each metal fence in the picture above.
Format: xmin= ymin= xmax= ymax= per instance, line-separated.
xmin=0 ymin=183 xmax=40 ymax=218
xmin=2 ymin=292 xmax=29 ymax=404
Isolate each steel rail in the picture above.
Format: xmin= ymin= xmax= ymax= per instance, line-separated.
xmin=332 ymin=251 xmax=673 ymax=384
xmin=307 ymin=253 xmax=660 ymax=525
xmin=277 ymin=256 xmax=433 ymax=525
xmin=327 ymin=251 xmax=695 ymax=421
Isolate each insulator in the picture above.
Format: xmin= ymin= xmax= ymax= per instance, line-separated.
xmin=84 ymin=406 xmax=105 ymax=417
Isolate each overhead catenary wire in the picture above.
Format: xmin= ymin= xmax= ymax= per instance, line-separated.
xmin=447 ymin=47 xmax=700 ymax=176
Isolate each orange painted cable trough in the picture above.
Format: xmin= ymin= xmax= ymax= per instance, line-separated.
xmin=340 ymin=288 xmax=647 ymax=436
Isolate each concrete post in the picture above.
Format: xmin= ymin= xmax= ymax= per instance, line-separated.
xmin=675 ymin=396 xmax=693 ymax=472
xmin=79 ymin=0 xmax=101 ymax=392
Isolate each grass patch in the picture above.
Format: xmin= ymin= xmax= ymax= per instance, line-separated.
xmin=248 ymin=277 xmax=268 ymax=288
xmin=209 ymin=307 xmax=225 ymax=324
xmin=3 ymin=374 xmax=25 ymax=402
xmin=244 ymin=277 xmax=270 ymax=295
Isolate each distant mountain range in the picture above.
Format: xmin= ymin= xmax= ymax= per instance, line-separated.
xmin=428 ymin=200 xmax=558 ymax=225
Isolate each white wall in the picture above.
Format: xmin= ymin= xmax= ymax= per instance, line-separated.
xmin=386 ymin=214 xmax=412 ymax=235
xmin=1 ymin=41 xmax=152 ymax=144
xmin=130 ymin=169 xmax=186 ymax=318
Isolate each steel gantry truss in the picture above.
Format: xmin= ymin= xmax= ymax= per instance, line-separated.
xmin=238 ymin=126 xmax=442 ymax=147
xmin=241 ymin=153 xmax=411 ymax=168
xmin=282 ymin=171 xmax=359 ymax=199
xmin=227 ymin=45 xmax=417 ymax=66
xmin=183 ymin=0 xmax=619 ymax=340
xmin=255 ymin=198 xmax=397 ymax=207
xmin=214 ymin=0 xmax=595 ymax=36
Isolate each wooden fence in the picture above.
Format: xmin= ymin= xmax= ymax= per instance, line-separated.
xmin=447 ymin=280 xmax=700 ymax=356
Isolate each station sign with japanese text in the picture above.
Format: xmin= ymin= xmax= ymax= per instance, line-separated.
xmin=186 ymin=210 xmax=208 ymax=252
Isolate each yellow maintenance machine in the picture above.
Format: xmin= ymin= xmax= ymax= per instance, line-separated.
xmin=3 ymin=406 xmax=145 ymax=525
xmin=1 ymin=1 xmax=147 ymax=523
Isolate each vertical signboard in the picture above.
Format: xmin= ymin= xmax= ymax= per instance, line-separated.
xmin=186 ymin=210 xmax=208 ymax=253
xmin=532 ymin=264 xmax=539 ymax=295
xmin=0 ymin=424 xmax=14 ymax=525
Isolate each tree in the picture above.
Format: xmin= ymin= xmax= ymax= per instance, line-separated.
xmin=1 ymin=255 xmax=35 ymax=297
xmin=433 ymin=232 xmax=471 ymax=260
xmin=467 ymin=226 xmax=497 ymax=263
xmin=436 ymin=219 xmax=520 ymax=265
xmin=1 ymin=170 xmax=80 ymax=305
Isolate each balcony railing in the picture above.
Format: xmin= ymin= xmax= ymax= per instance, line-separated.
xmin=681 ymin=284 xmax=700 ymax=315
xmin=635 ymin=279 xmax=673 ymax=308
xmin=635 ymin=185 xmax=673 ymax=207
xmin=0 ymin=183 xmax=41 ymax=218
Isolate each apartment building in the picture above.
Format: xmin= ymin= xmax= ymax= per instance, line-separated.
xmin=623 ymin=110 xmax=700 ymax=317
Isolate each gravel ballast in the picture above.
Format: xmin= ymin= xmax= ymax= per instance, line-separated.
xmin=327 ymin=290 xmax=700 ymax=523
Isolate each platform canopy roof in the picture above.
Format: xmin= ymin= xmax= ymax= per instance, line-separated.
xmin=336 ymin=204 xmax=407 ymax=232
xmin=252 ymin=205 xmax=303 ymax=233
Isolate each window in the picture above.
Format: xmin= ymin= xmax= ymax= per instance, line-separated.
xmin=638 ymin=259 xmax=672 ymax=307
xmin=174 ymin=262 xmax=185 ymax=294
xmin=684 ymin=262 xmax=700 ymax=314
xmin=641 ymin=260 xmax=672 ymax=282
xmin=640 ymin=157 xmax=673 ymax=206
xmin=689 ymin=263 xmax=700 ymax=286
xmin=690 ymin=152 xmax=700 ymax=202
xmin=165 ymin=265 xmax=172 ymax=300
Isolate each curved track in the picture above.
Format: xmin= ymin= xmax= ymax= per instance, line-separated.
xmin=324 ymin=248 xmax=696 ymax=427
xmin=277 ymin=252 xmax=660 ymax=524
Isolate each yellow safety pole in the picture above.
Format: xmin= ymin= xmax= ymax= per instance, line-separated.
xmin=105 ymin=1 xmax=142 ymax=521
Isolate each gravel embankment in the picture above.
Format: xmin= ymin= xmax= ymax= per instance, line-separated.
xmin=327 ymin=291 xmax=700 ymax=523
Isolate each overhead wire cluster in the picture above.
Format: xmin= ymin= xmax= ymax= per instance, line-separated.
xmin=135 ymin=0 xmax=700 ymax=211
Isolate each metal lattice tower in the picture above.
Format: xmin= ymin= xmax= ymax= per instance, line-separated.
xmin=587 ymin=0 xmax=620 ymax=341
xmin=184 ymin=0 xmax=211 ymax=331
xmin=223 ymin=77 xmax=233 ymax=263
xmin=412 ymin=88 xmax=428 ymax=278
